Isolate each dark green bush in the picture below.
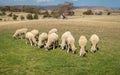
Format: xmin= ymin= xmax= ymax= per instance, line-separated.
xmin=8 ymin=12 xmax=13 ymax=17
xmin=0 ymin=18 xmax=2 ymax=21
xmin=83 ymin=10 xmax=93 ymax=15
xmin=26 ymin=14 xmax=33 ymax=20
xmin=20 ymin=15 xmax=25 ymax=20
xmin=13 ymin=14 xmax=18 ymax=20
xmin=107 ymin=12 xmax=111 ymax=15
xmin=33 ymin=14 xmax=38 ymax=19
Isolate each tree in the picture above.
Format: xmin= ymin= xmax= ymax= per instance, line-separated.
xmin=1 ymin=11 xmax=6 ymax=16
xmin=13 ymin=14 xmax=18 ymax=20
xmin=51 ymin=10 xmax=61 ymax=18
xmin=42 ymin=10 xmax=51 ymax=18
xmin=107 ymin=12 xmax=111 ymax=15
xmin=26 ymin=14 xmax=33 ymax=20
xmin=33 ymin=14 xmax=38 ymax=19
xmin=0 ymin=18 xmax=2 ymax=21
xmin=20 ymin=15 xmax=25 ymax=20
xmin=8 ymin=12 xmax=13 ymax=17
xmin=58 ymin=2 xmax=74 ymax=15
xmin=83 ymin=10 xmax=93 ymax=15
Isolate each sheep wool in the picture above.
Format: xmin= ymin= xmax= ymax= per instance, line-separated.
xmin=45 ymin=33 xmax=58 ymax=50
xmin=38 ymin=32 xmax=48 ymax=48
xmin=90 ymin=34 xmax=99 ymax=52
xmin=79 ymin=35 xmax=87 ymax=56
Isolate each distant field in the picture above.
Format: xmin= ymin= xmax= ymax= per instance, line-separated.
xmin=0 ymin=15 xmax=120 ymax=75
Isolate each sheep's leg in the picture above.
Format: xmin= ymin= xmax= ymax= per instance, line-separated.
xmin=29 ymin=39 xmax=33 ymax=46
xmin=26 ymin=39 xmax=29 ymax=44
xmin=67 ymin=44 xmax=70 ymax=53
xmin=53 ymin=43 xmax=55 ymax=50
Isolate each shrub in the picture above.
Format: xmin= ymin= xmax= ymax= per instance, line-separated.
xmin=20 ymin=15 xmax=25 ymax=20
xmin=42 ymin=10 xmax=51 ymax=18
xmin=33 ymin=14 xmax=38 ymax=19
xmin=0 ymin=18 xmax=2 ymax=21
xmin=8 ymin=12 xmax=13 ymax=17
xmin=83 ymin=10 xmax=93 ymax=15
xmin=107 ymin=12 xmax=111 ymax=15
xmin=0 ymin=11 xmax=6 ymax=16
xmin=95 ymin=11 xmax=103 ymax=15
xmin=26 ymin=14 xmax=33 ymax=20
xmin=2 ymin=11 xmax=6 ymax=16
xmin=13 ymin=14 xmax=18 ymax=20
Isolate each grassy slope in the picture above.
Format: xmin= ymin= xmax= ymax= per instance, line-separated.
xmin=0 ymin=15 xmax=120 ymax=75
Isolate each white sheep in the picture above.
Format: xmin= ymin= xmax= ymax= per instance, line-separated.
xmin=31 ymin=29 xmax=39 ymax=38
xmin=61 ymin=31 xmax=71 ymax=50
xmin=38 ymin=32 xmax=48 ymax=48
xmin=90 ymin=34 xmax=99 ymax=52
xmin=48 ymin=28 xmax=58 ymax=34
xmin=25 ymin=32 xmax=38 ymax=46
xmin=79 ymin=35 xmax=87 ymax=56
xmin=66 ymin=34 xmax=76 ymax=54
xmin=44 ymin=33 xmax=58 ymax=50
xmin=13 ymin=28 xmax=28 ymax=39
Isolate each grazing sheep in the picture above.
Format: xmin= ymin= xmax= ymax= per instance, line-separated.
xmin=61 ymin=31 xmax=71 ymax=50
xmin=13 ymin=28 xmax=28 ymax=39
xmin=31 ymin=29 xmax=39 ymax=38
xmin=48 ymin=28 xmax=58 ymax=34
xmin=90 ymin=34 xmax=99 ymax=53
xmin=44 ymin=33 xmax=58 ymax=50
xmin=66 ymin=34 xmax=76 ymax=54
xmin=38 ymin=32 xmax=48 ymax=48
xmin=25 ymin=32 xmax=37 ymax=46
xmin=79 ymin=35 xmax=87 ymax=56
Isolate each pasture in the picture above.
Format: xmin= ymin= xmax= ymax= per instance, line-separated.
xmin=0 ymin=15 xmax=120 ymax=75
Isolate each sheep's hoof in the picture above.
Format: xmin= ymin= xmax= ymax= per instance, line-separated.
xmin=91 ymin=50 xmax=96 ymax=53
xmin=67 ymin=51 xmax=69 ymax=53
xmin=45 ymin=49 xmax=48 ymax=51
xmin=73 ymin=51 xmax=76 ymax=54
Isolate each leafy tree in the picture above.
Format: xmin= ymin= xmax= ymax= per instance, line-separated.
xmin=42 ymin=10 xmax=51 ymax=18
xmin=33 ymin=14 xmax=38 ymax=19
xmin=20 ymin=15 xmax=25 ymax=20
xmin=1 ymin=11 xmax=6 ymax=16
xmin=83 ymin=10 xmax=93 ymax=15
xmin=26 ymin=14 xmax=33 ymax=20
xmin=58 ymin=2 xmax=74 ymax=15
xmin=13 ymin=14 xmax=18 ymax=20
xmin=0 ymin=18 xmax=2 ymax=21
xmin=107 ymin=12 xmax=111 ymax=15
xmin=8 ymin=12 xmax=13 ymax=17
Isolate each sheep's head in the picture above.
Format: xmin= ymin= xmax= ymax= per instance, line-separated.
xmin=80 ymin=49 xmax=86 ymax=56
xmin=44 ymin=45 xmax=49 ymax=51
xmin=13 ymin=35 xmax=16 ymax=39
xmin=91 ymin=45 xmax=97 ymax=53
xmin=38 ymin=43 xmax=44 ymax=48
xmin=72 ymin=47 xmax=77 ymax=54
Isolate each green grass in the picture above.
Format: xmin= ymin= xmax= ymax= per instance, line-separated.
xmin=0 ymin=15 xmax=120 ymax=75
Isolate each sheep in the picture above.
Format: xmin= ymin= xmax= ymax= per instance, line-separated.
xmin=66 ymin=34 xmax=76 ymax=54
xmin=90 ymin=34 xmax=99 ymax=53
xmin=13 ymin=28 xmax=28 ymax=39
xmin=48 ymin=28 xmax=58 ymax=34
xmin=44 ymin=33 xmax=58 ymax=50
xmin=31 ymin=29 xmax=39 ymax=39
xmin=79 ymin=35 xmax=87 ymax=56
xmin=25 ymin=32 xmax=38 ymax=46
xmin=38 ymin=32 xmax=48 ymax=48
xmin=61 ymin=31 xmax=71 ymax=50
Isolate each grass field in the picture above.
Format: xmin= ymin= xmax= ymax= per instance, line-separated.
xmin=0 ymin=15 xmax=120 ymax=75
